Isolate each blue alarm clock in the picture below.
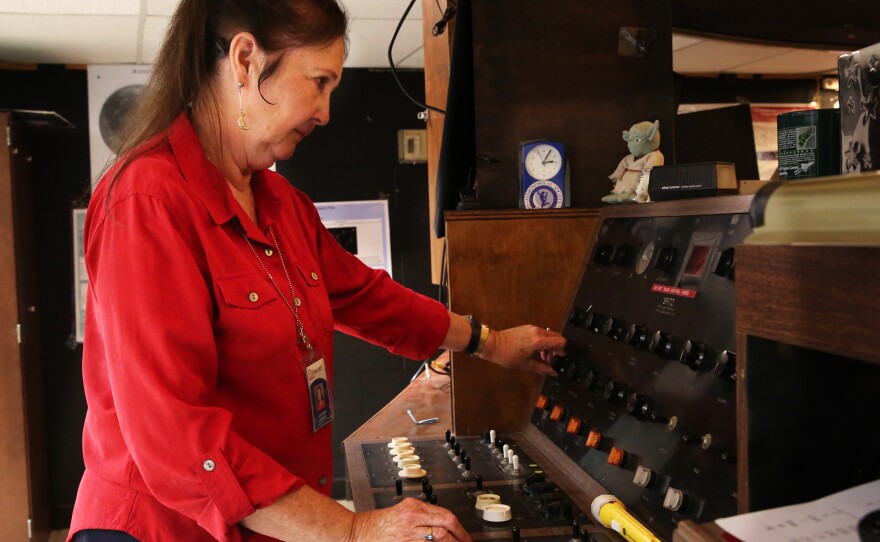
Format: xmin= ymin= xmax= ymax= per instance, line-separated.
xmin=520 ymin=139 xmax=569 ymax=209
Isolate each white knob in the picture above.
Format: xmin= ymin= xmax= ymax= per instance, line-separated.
xmin=489 ymin=430 xmax=496 ymax=444
xmin=502 ymin=444 xmax=510 ymax=463
xmin=507 ymin=449 xmax=514 ymax=464
xmin=512 ymin=455 xmax=520 ymax=471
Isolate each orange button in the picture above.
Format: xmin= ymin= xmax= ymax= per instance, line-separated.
xmin=566 ymin=417 xmax=582 ymax=435
xmin=535 ymin=394 xmax=550 ymax=410
xmin=550 ymin=405 xmax=566 ymax=422
xmin=608 ymin=447 xmax=626 ymax=466
xmin=585 ymin=430 xmax=602 ymax=449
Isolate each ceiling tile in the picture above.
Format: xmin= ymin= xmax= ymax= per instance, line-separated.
xmin=0 ymin=0 xmax=139 ymax=15
xmin=0 ymin=14 xmax=139 ymax=64
xmin=141 ymin=16 xmax=172 ymax=64
xmin=345 ymin=18 xmax=423 ymax=68
xmin=344 ymin=0 xmax=422 ymax=20
xmin=146 ymin=0 xmax=179 ymax=17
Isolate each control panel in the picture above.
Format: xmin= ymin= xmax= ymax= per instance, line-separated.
xmin=361 ymin=431 xmax=606 ymax=541
xmin=533 ymin=206 xmax=751 ymax=539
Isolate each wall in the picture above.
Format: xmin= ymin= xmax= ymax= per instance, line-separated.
xmin=0 ymin=64 xmax=434 ymax=525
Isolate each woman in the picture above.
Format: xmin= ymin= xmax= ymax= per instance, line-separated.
xmin=69 ymin=1 xmax=566 ymax=541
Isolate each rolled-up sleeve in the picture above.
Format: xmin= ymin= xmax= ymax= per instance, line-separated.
xmin=306 ymin=207 xmax=450 ymax=360
xmin=87 ymin=193 xmax=301 ymax=541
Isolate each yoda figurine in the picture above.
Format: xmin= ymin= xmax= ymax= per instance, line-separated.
xmin=603 ymin=120 xmax=664 ymax=203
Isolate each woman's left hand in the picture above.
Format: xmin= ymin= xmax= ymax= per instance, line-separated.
xmin=479 ymin=326 xmax=566 ymax=375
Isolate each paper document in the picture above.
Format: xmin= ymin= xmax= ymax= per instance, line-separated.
xmin=715 ymin=479 xmax=880 ymax=542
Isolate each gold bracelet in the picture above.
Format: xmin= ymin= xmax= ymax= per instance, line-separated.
xmin=473 ymin=325 xmax=490 ymax=357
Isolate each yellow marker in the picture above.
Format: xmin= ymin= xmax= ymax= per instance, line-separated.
xmin=591 ymin=494 xmax=661 ymax=542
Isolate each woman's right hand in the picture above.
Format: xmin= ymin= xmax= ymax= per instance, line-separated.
xmin=348 ymin=497 xmax=472 ymax=542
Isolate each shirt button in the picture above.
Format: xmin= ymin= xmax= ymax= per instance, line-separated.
xmin=319 ymin=476 xmax=328 ymax=486
xmin=264 ymin=248 xmax=274 ymax=257
xmin=203 ymin=460 xmax=216 ymax=472
xmin=294 ymin=297 xmax=302 ymax=307
xmin=248 ymin=292 xmax=259 ymax=303
xmin=310 ymin=272 xmax=319 ymax=281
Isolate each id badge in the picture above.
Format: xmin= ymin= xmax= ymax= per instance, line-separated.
xmin=301 ymin=348 xmax=333 ymax=432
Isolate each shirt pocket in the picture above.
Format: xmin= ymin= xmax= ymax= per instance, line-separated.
xmin=216 ymin=272 xmax=278 ymax=309
xmin=214 ymin=272 xmax=294 ymax=365
xmin=293 ymin=262 xmax=335 ymax=333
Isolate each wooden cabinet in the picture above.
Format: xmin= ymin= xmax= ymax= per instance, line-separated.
xmin=0 ymin=112 xmax=49 ymax=542
xmin=444 ymin=208 xmax=600 ymax=434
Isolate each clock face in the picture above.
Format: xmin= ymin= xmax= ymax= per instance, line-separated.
xmin=524 ymin=144 xmax=563 ymax=180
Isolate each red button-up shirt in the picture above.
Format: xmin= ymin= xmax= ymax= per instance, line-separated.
xmin=69 ymin=114 xmax=449 ymax=542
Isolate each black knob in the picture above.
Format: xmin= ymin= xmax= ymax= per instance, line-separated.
xmin=453 ymin=442 xmax=461 ymax=454
xmin=569 ymin=306 xmax=590 ymax=327
xmin=464 ymin=457 xmax=471 ymax=471
xmin=683 ymin=342 xmax=713 ymax=371
xmin=612 ymin=244 xmax=634 ymax=268
xmin=512 ymin=526 xmax=522 ymax=542
xmin=571 ymin=520 xmax=581 ymax=538
xmin=395 ymin=479 xmax=403 ymax=497
xmin=608 ymin=320 xmax=632 ymax=342
xmin=655 ymin=246 xmax=677 ymax=272
xmin=589 ymin=314 xmax=612 ymax=335
xmin=714 ymin=350 xmax=737 ymax=380
xmin=481 ymin=430 xmax=490 ymax=443
xmin=459 ymin=448 xmax=467 ymax=460
xmin=422 ymin=478 xmax=431 ymax=491
xmin=445 ymin=430 xmax=451 ymax=443
xmin=475 ymin=473 xmax=483 ymax=490
xmin=626 ymin=392 xmax=655 ymax=421
xmin=631 ymin=326 xmax=654 ymax=349
xmin=858 ymin=510 xmax=880 ymax=542
xmin=449 ymin=435 xmax=456 ymax=446
xmin=580 ymin=529 xmax=590 ymax=541
xmin=653 ymin=333 xmax=678 ymax=359
xmin=593 ymin=244 xmax=614 ymax=265
xmin=551 ymin=355 xmax=570 ymax=375
xmin=429 ymin=494 xmax=437 ymax=505
xmin=603 ymin=380 xmax=627 ymax=403
xmin=583 ymin=370 xmax=603 ymax=392
xmin=496 ymin=438 xmax=504 ymax=450
xmin=424 ymin=484 xmax=433 ymax=498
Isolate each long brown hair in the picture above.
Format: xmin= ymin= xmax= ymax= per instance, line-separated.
xmin=104 ymin=0 xmax=348 ymax=194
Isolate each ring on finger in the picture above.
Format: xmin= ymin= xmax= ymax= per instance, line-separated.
xmin=424 ymin=526 xmax=434 ymax=541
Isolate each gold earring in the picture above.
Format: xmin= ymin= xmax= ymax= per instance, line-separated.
xmin=237 ymin=82 xmax=250 ymax=130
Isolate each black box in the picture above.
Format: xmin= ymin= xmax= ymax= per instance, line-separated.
xmin=839 ymin=41 xmax=880 ymax=173
xmin=647 ymin=162 xmax=738 ymax=201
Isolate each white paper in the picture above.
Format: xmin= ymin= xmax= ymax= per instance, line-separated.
xmin=716 ymin=479 xmax=880 ymax=542
xmin=314 ymin=200 xmax=393 ymax=278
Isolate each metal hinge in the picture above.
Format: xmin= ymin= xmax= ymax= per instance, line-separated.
xmin=27 ymin=518 xmax=32 ymax=539
xmin=17 ymin=324 xmax=22 ymax=344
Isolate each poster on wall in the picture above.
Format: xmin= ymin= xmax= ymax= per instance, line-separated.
xmin=314 ymin=200 xmax=393 ymax=278
xmin=73 ymin=209 xmax=88 ymax=343
xmin=87 ymin=64 xmax=152 ymax=188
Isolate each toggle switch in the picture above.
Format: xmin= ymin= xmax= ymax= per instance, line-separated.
xmin=585 ymin=430 xmax=603 ymax=449
xmin=663 ymin=487 xmax=687 ymax=512
xmin=608 ymin=320 xmax=633 ymax=342
xmin=395 ymin=478 xmax=403 ymax=499
xmin=566 ymin=417 xmax=582 ymax=435
xmin=607 ymin=447 xmax=626 ymax=467
xmin=535 ymin=394 xmax=551 ymax=410
xmin=502 ymin=444 xmax=510 ymax=464
xmin=550 ymin=405 xmax=566 ymax=422
xmin=633 ymin=465 xmax=654 ymax=488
